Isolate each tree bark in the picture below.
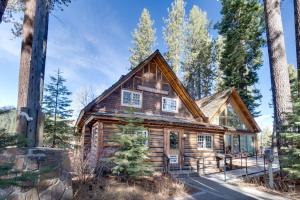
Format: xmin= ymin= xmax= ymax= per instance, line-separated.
xmin=16 ymin=0 xmax=49 ymax=147
xmin=264 ymin=0 xmax=292 ymax=156
xmin=0 ymin=0 xmax=8 ymax=24
xmin=27 ymin=0 xmax=49 ymax=147
xmin=16 ymin=0 xmax=38 ymax=141
xmin=294 ymin=0 xmax=300 ymax=96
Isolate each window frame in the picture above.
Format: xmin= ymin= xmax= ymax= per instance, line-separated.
xmin=197 ymin=134 xmax=213 ymax=150
xmin=135 ymin=130 xmax=149 ymax=146
xmin=161 ymin=97 xmax=178 ymax=113
xmin=121 ymin=89 xmax=142 ymax=108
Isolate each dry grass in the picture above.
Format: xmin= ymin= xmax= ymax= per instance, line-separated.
xmin=233 ymin=175 xmax=300 ymax=200
xmin=73 ymin=175 xmax=189 ymax=200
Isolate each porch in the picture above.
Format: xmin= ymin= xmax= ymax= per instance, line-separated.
xmin=167 ymin=155 xmax=279 ymax=181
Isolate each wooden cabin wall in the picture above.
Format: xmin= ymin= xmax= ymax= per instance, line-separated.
xmin=81 ymin=126 xmax=91 ymax=160
xmin=89 ymin=120 xmax=225 ymax=170
xmin=183 ymin=131 xmax=224 ymax=166
xmin=98 ymin=122 xmax=165 ymax=168
xmin=91 ymin=61 xmax=194 ymax=120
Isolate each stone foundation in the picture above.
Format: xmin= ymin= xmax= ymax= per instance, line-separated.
xmin=0 ymin=147 xmax=73 ymax=200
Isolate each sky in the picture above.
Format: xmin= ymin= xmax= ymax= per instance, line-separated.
xmin=0 ymin=0 xmax=297 ymax=130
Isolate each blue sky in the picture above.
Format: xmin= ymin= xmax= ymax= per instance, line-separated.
xmin=0 ymin=0 xmax=296 ymax=130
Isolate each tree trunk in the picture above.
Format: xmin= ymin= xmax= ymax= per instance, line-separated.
xmin=16 ymin=0 xmax=49 ymax=147
xmin=264 ymin=0 xmax=292 ymax=162
xmin=16 ymin=0 xmax=38 ymax=142
xmin=27 ymin=0 xmax=49 ymax=147
xmin=294 ymin=0 xmax=300 ymax=96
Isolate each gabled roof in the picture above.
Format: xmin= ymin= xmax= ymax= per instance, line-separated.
xmin=195 ymin=88 xmax=261 ymax=133
xmin=76 ymin=50 xmax=207 ymax=128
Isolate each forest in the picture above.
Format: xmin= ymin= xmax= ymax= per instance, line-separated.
xmin=0 ymin=0 xmax=299 ymax=199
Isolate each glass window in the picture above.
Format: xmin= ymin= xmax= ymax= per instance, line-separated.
xmin=170 ymin=132 xmax=179 ymax=150
xmin=135 ymin=130 xmax=149 ymax=146
xmin=197 ymin=134 xmax=213 ymax=149
xmin=218 ymin=104 xmax=247 ymax=130
xmin=240 ymin=135 xmax=247 ymax=153
xmin=121 ymin=90 xmax=142 ymax=108
xmin=233 ymin=135 xmax=240 ymax=154
xmin=162 ymin=97 xmax=178 ymax=113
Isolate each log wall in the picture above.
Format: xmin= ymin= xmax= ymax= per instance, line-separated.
xmin=86 ymin=121 xmax=225 ymax=171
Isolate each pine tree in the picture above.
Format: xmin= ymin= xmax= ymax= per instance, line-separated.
xmin=43 ymin=69 xmax=73 ymax=148
xmin=280 ymin=65 xmax=300 ymax=179
xmin=213 ymin=35 xmax=225 ymax=92
xmin=217 ymin=0 xmax=265 ymax=117
xmin=111 ymin=110 xmax=153 ymax=179
xmin=183 ymin=6 xmax=214 ymax=99
xmin=129 ymin=8 xmax=156 ymax=69
xmin=163 ymin=0 xmax=185 ymax=75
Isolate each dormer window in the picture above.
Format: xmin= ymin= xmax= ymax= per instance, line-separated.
xmin=121 ymin=89 xmax=142 ymax=108
xmin=162 ymin=97 xmax=178 ymax=113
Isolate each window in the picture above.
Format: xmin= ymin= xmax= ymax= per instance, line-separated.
xmin=121 ymin=89 xmax=142 ymax=108
xmin=197 ymin=134 xmax=213 ymax=150
xmin=162 ymin=97 xmax=178 ymax=113
xmin=218 ymin=104 xmax=247 ymax=130
xmin=135 ymin=130 xmax=149 ymax=146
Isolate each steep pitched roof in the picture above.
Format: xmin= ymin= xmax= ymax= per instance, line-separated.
xmin=76 ymin=50 xmax=207 ymax=128
xmin=196 ymin=88 xmax=233 ymax=118
xmin=195 ymin=88 xmax=261 ymax=132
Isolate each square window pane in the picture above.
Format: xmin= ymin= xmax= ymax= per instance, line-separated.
xmin=132 ymin=93 xmax=141 ymax=106
xmin=123 ymin=91 xmax=131 ymax=104
xmin=162 ymin=98 xmax=177 ymax=112
xmin=205 ymin=136 xmax=212 ymax=149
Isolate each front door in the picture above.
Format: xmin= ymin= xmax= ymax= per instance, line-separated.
xmin=168 ymin=130 xmax=183 ymax=169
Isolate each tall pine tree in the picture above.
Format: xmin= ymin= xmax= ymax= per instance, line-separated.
xmin=43 ymin=69 xmax=73 ymax=148
xmin=280 ymin=65 xmax=300 ymax=179
xmin=163 ymin=0 xmax=185 ymax=75
xmin=217 ymin=0 xmax=265 ymax=117
xmin=183 ymin=6 xmax=214 ymax=99
xmin=213 ymin=35 xmax=225 ymax=92
xmin=129 ymin=8 xmax=156 ymax=69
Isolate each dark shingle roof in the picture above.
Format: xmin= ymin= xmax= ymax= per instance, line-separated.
xmin=91 ymin=112 xmax=224 ymax=131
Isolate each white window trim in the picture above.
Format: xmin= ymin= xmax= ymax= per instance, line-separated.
xmin=161 ymin=97 xmax=178 ymax=113
xmin=197 ymin=134 xmax=214 ymax=150
xmin=121 ymin=89 xmax=142 ymax=108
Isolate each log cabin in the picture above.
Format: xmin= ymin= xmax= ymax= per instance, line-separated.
xmin=76 ymin=50 xmax=260 ymax=173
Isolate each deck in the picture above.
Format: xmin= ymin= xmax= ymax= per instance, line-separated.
xmin=169 ymin=157 xmax=279 ymax=182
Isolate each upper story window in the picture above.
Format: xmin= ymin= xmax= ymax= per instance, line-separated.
xmin=219 ymin=104 xmax=246 ymax=130
xmin=162 ymin=97 xmax=178 ymax=113
xmin=121 ymin=89 xmax=142 ymax=108
xmin=197 ymin=134 xmax=213 ymax=150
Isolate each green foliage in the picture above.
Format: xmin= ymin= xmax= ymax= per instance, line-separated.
xmin=129 ymin=8 xmax=156 ymax=69
xmin=0 ymin=129 xmax=37 ymax=189
xmin=213 ymin=36 xmax=225 ymax=92
xmin=183 ymin=6 xmax=214 ymax=99
xmin=163 ymin=0 xmax=185 ymax=75
xmin=43 ymin=69 xmax=74 ymax=148
xmin=216 ymin=0 xmax=265 ymax=117
xmin=111 ymin=111 xmax=153 ymax=178
xmin=3 ymin=0 xmax=72 ymax=37
xmin=0 ymin=107 xmax=16 ymax=133
xmin=0 ymin=129 xmax=26 ymax=149
xmin=258 ymin=127 xmax=272 ymax=148
xmin=280 ymin=65 xmax=300 ymax=179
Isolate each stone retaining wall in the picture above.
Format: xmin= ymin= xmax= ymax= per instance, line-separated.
xmin=0 ymin=147 xmax=73 ymax=200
